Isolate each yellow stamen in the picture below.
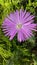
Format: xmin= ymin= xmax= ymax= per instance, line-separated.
xmin=16 ymin=24 xmax=22 ymax=29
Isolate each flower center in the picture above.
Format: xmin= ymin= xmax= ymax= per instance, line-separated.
xmin=16 ymin=24 xmax=22 ymax=29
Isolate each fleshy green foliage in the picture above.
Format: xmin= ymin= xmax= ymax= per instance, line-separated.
xmin=0 ymin=0 xmax=37 ymax=65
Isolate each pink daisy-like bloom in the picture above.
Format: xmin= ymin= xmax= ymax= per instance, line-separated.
xmin=2 ymin=9 xmax=37 ymax=42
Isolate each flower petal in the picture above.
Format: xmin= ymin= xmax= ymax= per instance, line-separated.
xmin=23 ymin=12 xmax=30 ymax=19
xmin=9 ymin=30 xmax=17 ymax=40
xmin=22 ymin=26 xmax=34 ymax=40
xmin=23 ymin=15 xmax=35 ymax=24
xmin=25 ymin=15 xmax=35 ymax=21
xmin=2 ymin=18 xmax=17 ymax=40
xmin=7 ymin=10 xmax=20 ymax=24
xmin=23 ymin=20 xmax=34 ymax=25
xmin=19 ymin=9 xmax=26 ymax=24
xmin=17 ymin=30 xmax=25 ymax=42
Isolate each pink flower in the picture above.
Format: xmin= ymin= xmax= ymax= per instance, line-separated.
xmin=2 ymin=9 xmax=37 ymax=42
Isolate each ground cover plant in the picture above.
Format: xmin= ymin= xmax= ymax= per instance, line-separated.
xmin=0 ymin=0 xmax=37 ymax=65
